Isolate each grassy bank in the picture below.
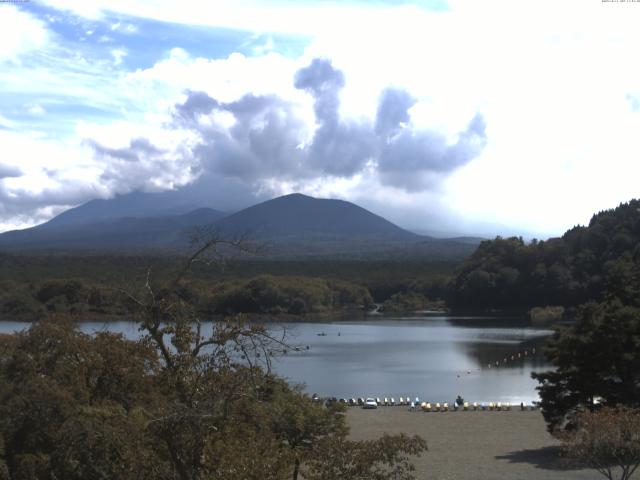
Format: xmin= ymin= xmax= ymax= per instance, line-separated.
xmin=347 ymin=408 xmax=601 ymax=480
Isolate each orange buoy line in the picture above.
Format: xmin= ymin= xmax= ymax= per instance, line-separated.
xmin=486 ymin=347 xmax=537 ymax=369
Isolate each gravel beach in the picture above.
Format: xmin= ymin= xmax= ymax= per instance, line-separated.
xmin=347 ymin=407 xmax=602 ymax=480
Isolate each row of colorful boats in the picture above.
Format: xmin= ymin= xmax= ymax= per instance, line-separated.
xmin=315 ymin=396 xmax=539 ymax=411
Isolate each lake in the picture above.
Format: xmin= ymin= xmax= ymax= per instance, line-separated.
xmin=0 ymin=313 xmax=553 ymax=404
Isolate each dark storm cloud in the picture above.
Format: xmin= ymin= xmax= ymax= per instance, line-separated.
xmin=87 ymin=137 xmax=166 ymax=163
xmin=174 ymin=90 xmax=220 ymax=123
xmin=0 ymin=164 xmax=22 ymax=179
xmin=294 ymin=59 xmax=375 ymax=176
xmin=183 ymin=93 xmax=307 ymax=181
xmin=375 ymin=88 xmax=416 ymax=137
xmin=294 ymin=58 xmax=345 ymax=124
xmin=168 ymin=58 xmax=487 ymax=192
xmin=378 ymin=113 xmax=487 ymax=191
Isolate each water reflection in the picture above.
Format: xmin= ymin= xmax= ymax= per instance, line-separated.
xmin=273 ymin=315 xmax=553 ymax=403
xmin=0 ymin=314 xmax=554 ymax=403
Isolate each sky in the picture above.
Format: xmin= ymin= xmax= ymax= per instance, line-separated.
xmin=0 ymin=0 xmax=639 ymax=238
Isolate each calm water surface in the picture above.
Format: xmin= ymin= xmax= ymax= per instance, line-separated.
xmin=1 ymin=314 xmax=553 ymax=403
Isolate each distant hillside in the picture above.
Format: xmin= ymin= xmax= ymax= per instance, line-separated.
xmin=447 ymin=199 xmax=640 ymax=308
xmin=0 ymin=208 xmax=227 ymax=251
xmin=43 ymin=190 xmax=210 ymax=228
xmin=0 ymin=192 xmax=478 ymax=260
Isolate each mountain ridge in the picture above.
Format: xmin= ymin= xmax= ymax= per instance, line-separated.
xmin=0 ymin=192 xmax=479 ymax=259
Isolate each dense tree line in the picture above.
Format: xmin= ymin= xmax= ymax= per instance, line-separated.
xmin=0 ymin=254 xmax=457 ymax=319
xmin=0 ymin=275 xmax=374 ymax=320
xmin=448 ymin=199 xmax=640 ymax=308
xmin=204 ymin=275 xmax=373 ymax=316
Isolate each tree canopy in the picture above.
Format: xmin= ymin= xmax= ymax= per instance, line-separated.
xmin=532 ymin=300 xmax=640 ymax=432
xmin=448 ymin=199 xmax=640 ymax=308
xmin=561 ymin=407 xmax=640 ymax=480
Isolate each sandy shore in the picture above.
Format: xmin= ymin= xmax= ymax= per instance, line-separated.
xmin=347 ymin=407 xmax=601 ymax=480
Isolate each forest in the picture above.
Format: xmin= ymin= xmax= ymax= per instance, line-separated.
xmin=446 ymin=199 xmax=640 ymax=309
xmin=0 ymin=254 xmax=453 ymax=320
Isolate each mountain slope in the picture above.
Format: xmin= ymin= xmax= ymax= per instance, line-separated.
xmin=42 ymin=190 xmax=208 ymax=229
xmin=214 ymin=193 xmax=418 ymax=240
xmin=0 ymin=208 xmax=226 ymax=250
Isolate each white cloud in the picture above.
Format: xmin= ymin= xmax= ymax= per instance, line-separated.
xmin=25 ymin=103 xmax=46 ymax=115
xmin=0 ymin=5 xmax=49 ymax=62
xmin=111 ymin=48 xmax=127 ymax=65
xmin=110 ymin=21 xmax=138 ymax=34
xmin=0 ymin=114 xmax=16 ymax=129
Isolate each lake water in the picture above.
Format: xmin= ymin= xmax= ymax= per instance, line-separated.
xmin=0 ymin=313 xmax=553 ymax=404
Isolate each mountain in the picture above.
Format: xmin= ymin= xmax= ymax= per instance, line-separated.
xmin=0 ymin=208 xmax=227 ymax=251
xmin=215 ymin=193 xmax=417 ymax=240
xmin=0 ymin=192 xmax=478 ymax=259
xmin=42 ymin=190 xmax=210 ymax=228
